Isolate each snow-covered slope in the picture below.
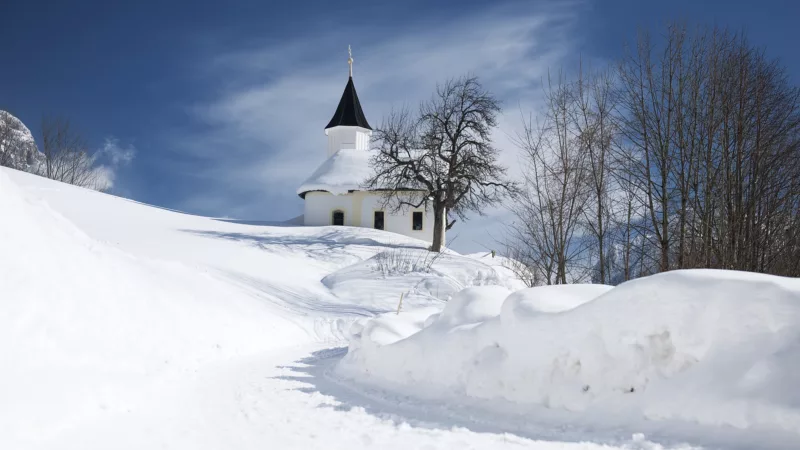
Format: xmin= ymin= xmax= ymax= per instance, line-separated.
xmin=4 ymin=165 xmax=799 ymax=449
xmin=1 ymin=167 xmax=551 ymax=450
xmin=0 ymin=168 xmax=309 ymax=443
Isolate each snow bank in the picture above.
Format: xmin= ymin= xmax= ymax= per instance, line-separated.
xmin=0 ymin=171 xmax=306 ymax=443
xmin=344 ymin=286 xmax=512 ymax=358
xmin=346 ymin=306 xmax=441 ymax=354
xmin=337 ymin=271 xmax=800 ymax=434
xmin=500 ymin=284 xmax=613 ymax=324
xmin=437 ymin=285 xmax=511 ymax=327
xmin=322 ymin=247 xmax=524 ymax=311
xmin=297 ymin=148 xmax=372 ymax=196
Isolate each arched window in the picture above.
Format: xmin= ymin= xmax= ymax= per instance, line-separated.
xmin=332 ymin=210 xmax=345 ymax=226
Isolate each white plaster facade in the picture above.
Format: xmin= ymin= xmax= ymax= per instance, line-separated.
xmin=303 ymin=191 xmax=434 ymax=243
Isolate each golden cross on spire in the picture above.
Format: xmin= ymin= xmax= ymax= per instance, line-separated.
xmin=348 ymin=45 xmax=353 ymax=77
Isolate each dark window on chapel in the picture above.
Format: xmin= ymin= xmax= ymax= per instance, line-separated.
xmin=332 ymin=210 xmax=344 ymax=226
xmin=412 ymin=211 xmax=423 ymax=230
xmin=374 ymin=211 xmax=385 ymax=230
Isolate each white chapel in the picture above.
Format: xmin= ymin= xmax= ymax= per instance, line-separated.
xmin=297 ymin=49 xmax=434 ymax=243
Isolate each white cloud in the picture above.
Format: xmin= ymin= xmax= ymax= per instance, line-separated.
xmin=99 ymin=137 xmax=136 ymax=166
xmin=174 ymin=2 xmax=585 ymax=252
xmin=91 ymin=137 xmax=136 ymax=191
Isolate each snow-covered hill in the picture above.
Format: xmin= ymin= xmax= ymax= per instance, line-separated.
xmin=2 ymin=166 xmax=799 ymax=450
xmin=0 ymin=167 xmax=536 ymax=449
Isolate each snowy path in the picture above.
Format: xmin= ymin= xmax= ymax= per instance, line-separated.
xmin=43 ymin=344 xmax=685 ymax=450
xmin=38 ymin=342 xmax=800 ymax=450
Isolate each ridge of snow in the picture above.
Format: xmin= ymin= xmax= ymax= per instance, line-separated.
xmin=337 ymin=270 xmax=800 ymax=436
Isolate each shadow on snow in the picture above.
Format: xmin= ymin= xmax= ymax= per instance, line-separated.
xmin=180 ymin=228 xmax=425 ymax=254
xmin=275 ymin=348 xmax=800 ymax=450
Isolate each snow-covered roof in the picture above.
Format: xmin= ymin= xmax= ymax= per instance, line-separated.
xmin=297 ymin=149 xmax=374 ymax=197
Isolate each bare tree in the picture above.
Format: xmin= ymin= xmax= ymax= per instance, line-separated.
xmin=506 ymin=22 xmax=800 ymax=286
xmin=365 ymin=75 xmax=516 ymax=252
xmin=613 ymin=24 xmax=800 ymax=278
xmin=502 ymin=243 xmax=542 ymax=288
xmin=570 ymin=65 xmax=619 ymax=284
xmin=509 ymin=71 xmax=591 ymax=285
xmin=609 ymin=144 xmax=644 ymax=282
xmin=39 ymin=115 xmax=111 ymax=191
xmin=617 ymin=26 xmax=688 ymax=273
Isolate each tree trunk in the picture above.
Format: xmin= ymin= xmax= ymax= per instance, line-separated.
xmin=431 ymin=202 xmax=447 ymax=252
xmin=596 ymin=196 xmax=605 ymax=284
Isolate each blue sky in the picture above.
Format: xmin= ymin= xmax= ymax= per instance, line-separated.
xmin=2 ymin=0 xmax=798 ymax=253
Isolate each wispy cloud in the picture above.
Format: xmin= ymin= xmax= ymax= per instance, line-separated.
xmin=170 ymin=1 xmax=585 ymax=251
xmin=91 ymin=137 xmax=136 ymax=191
xmin=99 ymin=137 xmax=136 ymax=166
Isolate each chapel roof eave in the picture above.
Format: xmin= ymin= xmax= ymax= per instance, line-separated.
xmin=297 ymin=187 xmax=428 ymax=199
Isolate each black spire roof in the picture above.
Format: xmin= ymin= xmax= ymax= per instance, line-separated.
xmin=325 ymin=76 xmax=371 ymax=130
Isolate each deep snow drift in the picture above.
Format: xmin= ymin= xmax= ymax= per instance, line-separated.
xmin=337 ymin=272 xmax=800 ymax=436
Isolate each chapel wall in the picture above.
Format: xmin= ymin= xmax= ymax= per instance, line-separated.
xmin=303 ymin=191 xmax=436 ymax=245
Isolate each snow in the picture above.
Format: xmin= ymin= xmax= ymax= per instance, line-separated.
xmin=0 ymin=169 xmax=308 ymax=443
xmin=2 ymin=165 xmax=799 ymax=449
xmin=337 ymin=270 xmax=800 ymax=442
xmin=437 ymin=285 xmax=512 ymax=326
xmin=297 ymin=148 xmax=373 ymax=196
xmin=0 ymin=110 xmax=43 ymax=172
xmin=501 ymin=284 xmax=613 ymax=319
xmin=347 ymin=307 xmax=443 ymax=352
xmin=322 ymin=247 xmax=525 ymax=311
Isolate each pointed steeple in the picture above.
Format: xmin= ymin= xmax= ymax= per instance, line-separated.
xmin=325 ymin=46 xmax=371 ymax=130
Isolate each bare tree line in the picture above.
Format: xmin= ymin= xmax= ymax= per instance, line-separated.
xmin=39 ymin=116 xmax=111 ymax=191
xmin=0 ymin=112 xmax=112 ymax=192
xmin=508 ymin=23 xmax=800 ymax=285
